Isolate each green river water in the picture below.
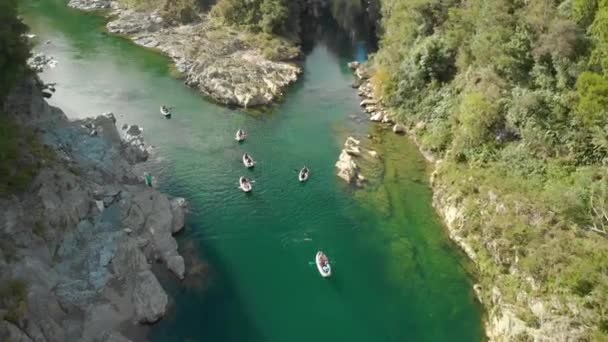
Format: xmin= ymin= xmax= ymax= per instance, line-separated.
xmin=21 ymin=1 xmax=483 ymax=341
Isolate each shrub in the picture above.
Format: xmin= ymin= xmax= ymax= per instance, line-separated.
xmin=0 ymin=0 xmax=30 ymax=103
xmin=0 ymin=279 xmax=28 ymax=323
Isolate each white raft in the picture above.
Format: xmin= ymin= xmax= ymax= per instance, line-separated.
xmin=160 ymin=106 xmax=172 ymax=117
xmin=235 ymin=129 xmax=246 ymax=142
xmin=239 ymin=176 xmax=252 ymax=192
xmin=316 ymin=251 xmax=331 ymax=278
xmin=299 ymin=167 xmax=309 ymax=182
xmin=243 ymin=153 xmax=255 ymax=168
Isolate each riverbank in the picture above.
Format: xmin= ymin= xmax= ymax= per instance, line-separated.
xmin=68 ymin=0 xmax=300 ymax=107
xmin=348 ymin=60 xmax=596 ymax=340
xmin=0 ymin=76 xmax=186 ymax=341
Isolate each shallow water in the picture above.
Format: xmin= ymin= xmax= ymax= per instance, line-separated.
xmin=21 ymin=1 xmax=483 ymax=341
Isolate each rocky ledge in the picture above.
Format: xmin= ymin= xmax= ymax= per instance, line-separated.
xmin=69 ymin=0 xmax=301 ymax=107
xmin=335 ymin=136 xmax=382 ymax=187
xmin=347 ymin=61 xmax=406 ymax=134
xmin=0 ymin=78 xmax=187 ymax=341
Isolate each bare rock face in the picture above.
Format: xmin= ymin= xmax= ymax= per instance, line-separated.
xmin=335 ymin=150 xmax=358 ymax=183
xmin=133 ymin=270 xmax=168 ymax=323
xmin=1 ymin=78 xmax=188 ymax=341
xmin=68 ymin=0 xmax=112 ymax=10
xmin=335 ymin=137 xmax=369 ymax=187
xmin=0 ymin=321 xmax=34 ymax=342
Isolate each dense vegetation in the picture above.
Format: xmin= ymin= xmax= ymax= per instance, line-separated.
xmin=372 ymin=0 xmax=608 ymax=338
xmin=0 ymin=0 xmax=30 ymax=101
xmin=0 ymin=0 xmax=55 ymax=196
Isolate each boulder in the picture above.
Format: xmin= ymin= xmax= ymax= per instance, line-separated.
xmin=365 ymin=105 xmax=378 ymax=114
xmin=27 ymin=53 xmax=58 ymax=72
xmin=347 ymin=61 xmax=360 ymax=70
xmin=355 ymin=65 xmax=369 ymax=80
xmin=335 ymin=150 xmax=358 ymax=184
xmin=170 ymin=197 xmax=187 ymax=234
xmin=393 ymin=123 xmax=406 ymax=134
xmin=166 ymin=255 xmax=185 ymax=279
xmin=382 ymin=115 xmax=394 ymax=124
xmin=360 ymin=98 xmax=377 ymax=107
xmin=370 ymin=112 xmax=383 ymax=122
xmin=133 ymin=270 xmax=168 ymax=323
xmin=68 ymin=0 xmax=111 ymax=10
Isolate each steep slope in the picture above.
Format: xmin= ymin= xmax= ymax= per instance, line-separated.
xmin=366 ymin=0 xmax=608 ymax=340
xmin=0 ymin=77 xmax=187 ymax=342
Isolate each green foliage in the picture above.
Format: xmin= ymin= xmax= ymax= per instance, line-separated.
xmin=576 ymin=71 xmax=608 ymax=125
xmin=455 ymin=92 xmax=501 ymax=148
xmin=0 ymin=116 xmax=55 ymax=195
xmin=374 ymin=0 xmax=608 ymax=336
xmin=210 ymin=0 xmax=299 ymax=38
xmin=0 ymin=279 xmax=28 ymax=323
xmin=0 ymin=0 xmax=30 ymax=103
xmin=160 ymin=0 xmax=200 ymax=24
xmin=573 ymin=0 xmax=598 ymax=27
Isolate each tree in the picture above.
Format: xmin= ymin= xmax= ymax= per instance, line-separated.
xmin=0 ymin=0 xmax=30 ymax=102
xmin=576 ymin=71 xmax=608 ymax=125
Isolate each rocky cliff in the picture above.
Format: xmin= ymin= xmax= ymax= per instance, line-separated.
xmin=68 ymin=0 xmax=301 ymax=108
xmin=0 ymin=78 xmax=187 ymax=342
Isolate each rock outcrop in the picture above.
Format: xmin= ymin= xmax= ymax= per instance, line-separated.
xmin=27 ymin=53 xmax=58 ymax=72
xmin=348 ymin=61 xmax=408 ymax=134
xmin=335 ymin=137 xmax=371 ymax=187
xmin=68 ymin=0 xmax=112 ymax=10
xmin=69 ymin=1 xmax=301 ymax=107
xmin=0 ymin=78 xmax=187 ymax=340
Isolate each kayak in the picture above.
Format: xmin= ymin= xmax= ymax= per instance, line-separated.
xmin=144 ymin=173 xmax=152 ymax=187
xmin=235 ymin=129 xmax=246 ymax=142
xmin=316 ymin=251 xmax=331 ymax=278
xmin=239 ymin=176 xmax=252 ymax=192
xmin=299 ymin=167 xmax=309 ymax=182
xmin=242 ymin=153 xmax=255 ymax=168
xmin=160 ymin=106 xmax=171 ymax=117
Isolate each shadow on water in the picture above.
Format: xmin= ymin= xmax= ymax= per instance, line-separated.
xmin=150 ymin=222 xmax=267 ymax=342
xmin=300 ymin=0 xmax=379 ymax=58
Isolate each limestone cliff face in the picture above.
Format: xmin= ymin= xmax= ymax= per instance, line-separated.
xmin=0 ymin=78 xmax=187 ymax=341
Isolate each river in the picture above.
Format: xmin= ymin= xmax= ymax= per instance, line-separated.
xmin=21 ymin=1 xmax=483 ymax=341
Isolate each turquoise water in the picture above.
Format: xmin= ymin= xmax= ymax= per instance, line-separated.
xmin=21 ymin=1 xmax=483 ymax=341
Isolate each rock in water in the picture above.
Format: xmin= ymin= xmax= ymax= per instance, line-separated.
xmin=68 ymin=0 xmax=111 ymax=10
xmin=347 ymin=61 xmax=360 ymax=70
xmin=335 ymin=150 xmax=358 ymax=184
xmin=393 ymin=123 xmax=406 ymax=134
xmin=370 ymin=112 xmax=382 ymax=122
